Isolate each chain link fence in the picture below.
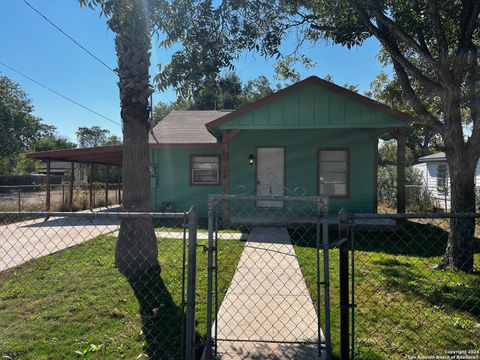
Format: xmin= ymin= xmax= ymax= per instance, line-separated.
xmin=0 ymin=210 xmax=196 ymax=360
xmin=341 ymin=213 xmax=480 ymax=359
xmin=1 ymin=205 xmax=479 ymax=359
xmin=204 ymin=195 xmax=331 ymax=359
xmin=378 ymin=183 xmax=480 ymax=213
xmin=0 ymin=184 xmax=123 ymax=212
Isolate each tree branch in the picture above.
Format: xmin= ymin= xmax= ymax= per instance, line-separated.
xmin=391 ymin=58 xmax=443 ymax=134
xmin=459 ymin=0 xmax=480 ymax=51
xmin=373 ymin=9 xmax=441 ymax=71
xmin=427 ymin=1 xmax=449 ymax=64
xmin=455 ymin=0 xmax=480 ymax=75
xmin=348 ymin=1 xmax=443 ymax=93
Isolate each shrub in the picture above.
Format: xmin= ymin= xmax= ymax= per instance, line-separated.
xmin=378 ymin=165 xmax=436 ymax=212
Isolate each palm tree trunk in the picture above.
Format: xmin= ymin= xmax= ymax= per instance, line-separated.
xmin=114 ymin=25 xmax=158 ymax=276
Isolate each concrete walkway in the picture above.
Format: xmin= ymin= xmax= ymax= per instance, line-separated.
xmin=215 ymin=227 xmax=322 ymax=359
xmin=0 ymin=208 xmax=120 ymax=272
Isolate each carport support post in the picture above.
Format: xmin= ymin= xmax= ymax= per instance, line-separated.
xmin=185 ymin=207 xmax=198 ymax=360
xmin=69 ymin=162 xmax=74 ymax=211
xmin=89 ymin=164 xmax=94 ymax=210
xmin=105 ymin=166 xmax=109 ymax=207
xmin=46 ymin=160 xmax=51 ymax=211
xmin=17 ymin=186 xmax=21 ymax=211
xmin=338 ymin=208 xmax=350 ymax=359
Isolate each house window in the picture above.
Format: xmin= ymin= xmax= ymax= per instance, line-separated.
xmin=437 ymin=164 xmax=448 ymax=195
xmin=191 ymin=155 xmax=220 ymax=185
xmin=318 ymin=149 xmax=349 ymax=197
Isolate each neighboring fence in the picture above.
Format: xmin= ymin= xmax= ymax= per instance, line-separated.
xmin=0 ymin=210 xmax=197 ymax=359
xmin=339 ymin=212 xmax=480 ymax=359
xmin=0 ymin=174 xmax=63 ymax=186
xmin=378 ymin=184 xmax=452 ymax=212
xmin=0 ymin=183 xmax=123 ymax=211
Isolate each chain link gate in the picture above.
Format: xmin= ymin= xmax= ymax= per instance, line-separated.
xmin=203 ymin=194 xmax=332 ymax=359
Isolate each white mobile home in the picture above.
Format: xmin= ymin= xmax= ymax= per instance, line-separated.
xmin=413 ymin=152 xmax=480 ymax=210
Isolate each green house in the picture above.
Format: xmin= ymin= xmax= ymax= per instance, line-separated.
xmin=29 ymin=76 xmax=410 ymax=215
xmin=149 ymin=76 xmax=410 ymax=215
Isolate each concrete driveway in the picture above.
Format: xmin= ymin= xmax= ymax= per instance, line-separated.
xmin=0 ymin=209 xmax=120 ymax=272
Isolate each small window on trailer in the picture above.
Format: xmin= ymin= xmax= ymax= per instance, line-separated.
xmin=437 ymin=164 xmax=448 ymax=195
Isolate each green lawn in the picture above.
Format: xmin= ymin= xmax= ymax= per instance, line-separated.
xmin=2 ymin=220 xmax=479 ymax=360
xmin=0 ymin=233 xmax=244 ymax=359
xmin=292 ymin=222 xmax=480 ymax=360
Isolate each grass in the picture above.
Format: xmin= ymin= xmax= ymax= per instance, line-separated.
xmin=2 ymin=219 xmax=480 ymax=359
xmin=0 ymin=233 xmax=244 ymax=359
xmin=291 ymin=221 xmax=480 ymax=360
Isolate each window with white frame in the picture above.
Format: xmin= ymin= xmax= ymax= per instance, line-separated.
xmin=437 ymin=164 xmax=448 ymax=195
xmin=318 ymin=149 xmax=348 ymax=197
xmin=191 ymin=155 xmax=220 ymax=185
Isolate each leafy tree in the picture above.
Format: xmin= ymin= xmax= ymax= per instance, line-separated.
xmin=174 ymin=72 xmax=244 ymax=110
xmin=105 ymin=134 xmax=122 ymax=145
xmin=378 ymin=165 xmax=435 ymax=212
xmin=273 ymin=54 xmax=316 ymax=85
xmin=0 ymin=76 xmax=42 ymax=173
xmin=151 ymin=74 xmax=277 ymax=121
xmin=15 ymin=152 xmax=40 ymax=175
xmin=367 ymin=72 xmax=443 ymax=163
xmin=240 ymin=76 xmax=276 ymax=104
xmin=76 ymin=126 xmax=110 ymax=148
xmin=77 ymin=4 xmax=164 ymax=345
xmin=378 ymin=140 xmax=415 ymax=167
xmin=33 ymin=134 xmax=76 ymax=152
xmin=0 ymin=75 xmax=73 ymax=174
xmin=161 ymin=0 xmax=480 ymax=272
xmin=152 ymin=101 xmax=175 ymax=125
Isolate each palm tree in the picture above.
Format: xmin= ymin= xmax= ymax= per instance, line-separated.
xmin=79 ymin=0 xmax=158 ymax=276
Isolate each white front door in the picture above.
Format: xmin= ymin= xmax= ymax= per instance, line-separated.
xmin=256 ymin=147 xmax=284 ymax=207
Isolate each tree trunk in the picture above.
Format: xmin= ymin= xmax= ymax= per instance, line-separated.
xmin=439 ymin=151 xmax=476 ymax=272
xmin=114 ymin=26 xmax=158 ymax=277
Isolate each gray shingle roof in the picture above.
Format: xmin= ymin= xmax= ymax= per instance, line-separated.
xmin=149 ymin=110 xmax=231 ymax=144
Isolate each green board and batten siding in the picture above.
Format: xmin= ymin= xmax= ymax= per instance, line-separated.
xmin=218 ymin=85 xmax=405 ymax=130
xmin=228 ymin=129 xmax=376 ymax=214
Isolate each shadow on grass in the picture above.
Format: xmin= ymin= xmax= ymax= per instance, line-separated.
xmin=375 ymin=258 xmax=480 ymax=319
xmin=290 ymin=221 xmax=480 ymax=258
xmin=126 ymin=269 xmax=184 ymax=360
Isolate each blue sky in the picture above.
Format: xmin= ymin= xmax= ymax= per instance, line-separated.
xmin=0 ymin=0 xmax=389 ymax=142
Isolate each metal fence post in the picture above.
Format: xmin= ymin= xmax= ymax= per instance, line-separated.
xmin=17 ymin=186 xmax=21 ymax=211
xmin=205 ymin=198 xmax=215 ymax=360
xmin=338 ymin=207 xmax=350 ymax=360
xmin=322 ymin=214 xmax=332 ymax=360
xmin=185 ymin=207 xmax=198 ymax=360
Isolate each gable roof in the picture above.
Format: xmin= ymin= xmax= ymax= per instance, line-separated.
xmin=149 ymin=110 xmax=231 ymax=144
xmin=418 ymin=152 xmax=446 ymax=162
xmin=206 ymin=76 xmax=415 ymax=132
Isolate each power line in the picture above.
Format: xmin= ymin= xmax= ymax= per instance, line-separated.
xmin=21 ymin=0 xmax=116 ymax=74
xmin=0 ymin=61 xmax=121 ymax=126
